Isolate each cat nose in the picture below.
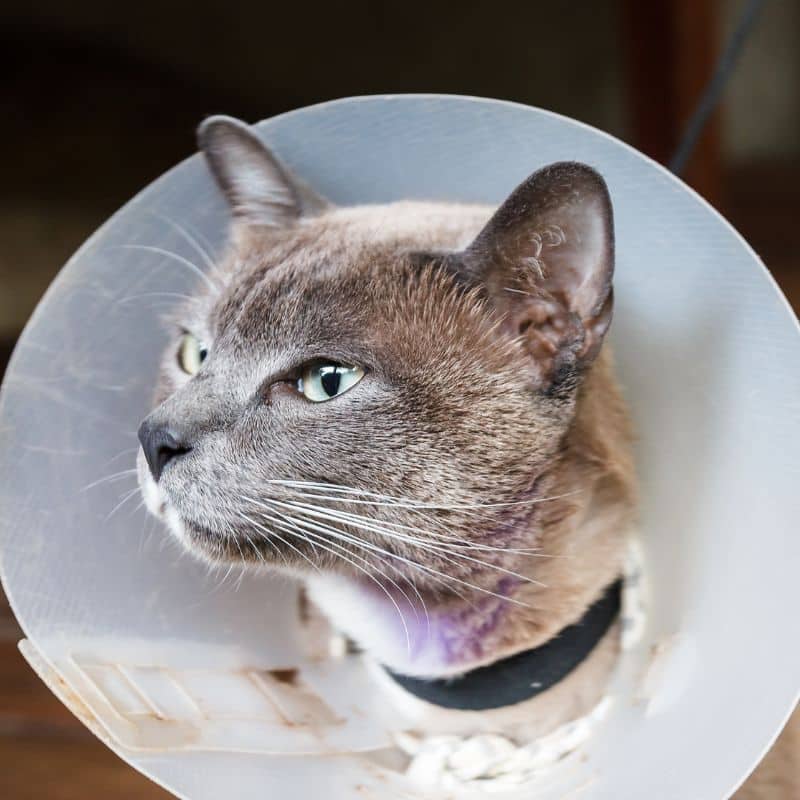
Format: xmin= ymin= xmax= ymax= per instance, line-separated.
xmin=137 ymin=420 xmax=192 ymax=483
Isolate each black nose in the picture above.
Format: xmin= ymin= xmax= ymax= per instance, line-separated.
xmin=137 ymin=420 xmax=191 ymax=482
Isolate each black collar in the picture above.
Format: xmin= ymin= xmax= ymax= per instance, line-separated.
xmin=385 ymin=579 xmax=622 ymax=711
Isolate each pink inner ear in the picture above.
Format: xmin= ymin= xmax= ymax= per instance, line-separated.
xmin=536 ymin=195 xmax=612 ymax=321
xmin=510 ymin=199 xmax=613 ymax=374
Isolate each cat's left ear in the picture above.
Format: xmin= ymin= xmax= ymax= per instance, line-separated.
xmin=461 ymin=162 xmax=614 ymax=385
xmin=197 ymin=115 xmax=331 ymax=227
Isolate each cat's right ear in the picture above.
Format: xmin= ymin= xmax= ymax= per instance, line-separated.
xmin=197 ymin=115 xmax=330 ymax=227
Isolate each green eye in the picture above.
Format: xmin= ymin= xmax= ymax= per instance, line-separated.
xmin=178 ymin=333 xmax=208 ymax=375
xmin=299 ymin=363 xmax=364 ymax=402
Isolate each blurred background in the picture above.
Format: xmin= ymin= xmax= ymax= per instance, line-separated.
xmin=0 ymin=1 xmax=797 ymax=796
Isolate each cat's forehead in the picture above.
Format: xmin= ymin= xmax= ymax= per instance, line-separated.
xmin=319 ymin=202 xmax=489 ymax=247
xmin=234 ymin=201 xmax=489 ymax=274
xmin=209 ymin=202 xmax=490 ymax=341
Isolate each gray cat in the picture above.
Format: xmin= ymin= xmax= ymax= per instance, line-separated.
xmin=136 ymin=116 xmax=795 ymax=796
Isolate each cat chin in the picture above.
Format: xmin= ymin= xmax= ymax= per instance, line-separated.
xmin=149 ymin=503 xmax=237 ymax=568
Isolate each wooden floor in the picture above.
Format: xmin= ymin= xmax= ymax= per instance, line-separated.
xmin=0 ymin=167 xmax=798 ymax=798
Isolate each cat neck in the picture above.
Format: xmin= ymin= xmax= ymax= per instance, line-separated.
xmin=305 ymin=570 xmax=528 ymax=678
xmin=304 ymin=555 xmax=625 ymax=739
xmin=305 ymin=498 xmax=630 ymax=680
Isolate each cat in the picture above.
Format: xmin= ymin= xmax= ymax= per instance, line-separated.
xmin=136 ymin=116 xmax=796 ymax=795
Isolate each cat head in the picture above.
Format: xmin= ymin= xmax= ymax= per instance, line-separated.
xmin=137 ymin=116 xmax=617 ymax=597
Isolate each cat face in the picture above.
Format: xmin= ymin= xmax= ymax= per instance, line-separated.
xmin=137 ymin=116 xmax=616 ymax=596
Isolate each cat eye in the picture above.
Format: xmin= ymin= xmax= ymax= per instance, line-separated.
xmin=298 ymin=363 xmax=364 ymax=402
xmin=177 ymin=333 xmax=208 ymax=376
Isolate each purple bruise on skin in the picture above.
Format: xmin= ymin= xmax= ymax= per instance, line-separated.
xmin=364 ymin=573 xmax=523 ymax=670
xmin=422 ymin=488 xmax=538 ymax=665
xmin=426 ymin=576 xmax=521 ymax=665
xmin=357 ymin=484 xmax=539 ymax=671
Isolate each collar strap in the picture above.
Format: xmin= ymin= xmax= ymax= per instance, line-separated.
xmin=385 ymin=578 xmax=622 ymax=711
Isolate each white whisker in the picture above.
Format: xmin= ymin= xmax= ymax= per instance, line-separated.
xmin=262 ymin=497 xmax=545 ymax=589
xmin=237 ymin=511 xmax=320 ymax=574
xmin=82 ymin=468 xmax=138 ymax=492
xmin=150 ymin=211 xmax=219 ymax=273
xmin=249 ymin=497 xmax=533 ymax=609
xmin=239 ymin=527 xmax=266 ymax=563
xmin=101 ymin=447 xmax=140 ymax=469
xmin=282 ymin=490 xmax=545 ymax=556
xmin=115 ymin=291 xmax=197 ymax=308
xmin=257 ymin=507 xmax=427 ymax=629
xmin=265 ymin=478 xmax=580 ymax=512
xmin=264 ymin=513 xmax=413 ymax=652
xmin=104 ymin=486 xmax=142 ymax=522
xmin=218 ymin=562 xmax=236 ymax=589
xmin=116 ymin=244 xmax=219 ymax=293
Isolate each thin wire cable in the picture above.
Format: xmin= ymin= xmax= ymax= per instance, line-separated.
xmin=669 ymin=0 xmax=766 ymax=176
